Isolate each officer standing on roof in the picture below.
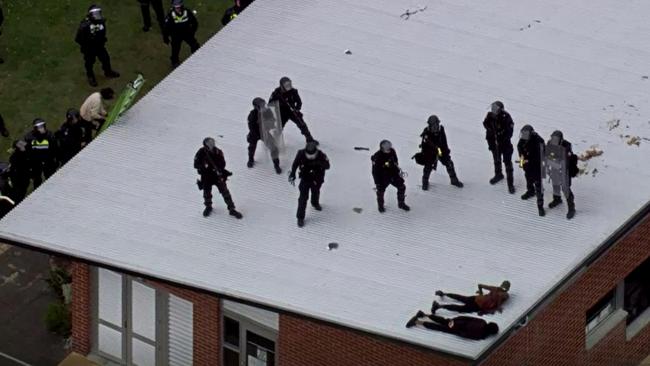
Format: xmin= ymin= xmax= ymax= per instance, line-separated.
xmin=138 ymin=0 xmax=165 ymax=32
xmin=246 ymin=97 xmax=282 ymax=173
xmin=194 ymin=137 xmax=243 ymax=219
xmin=163 ymin=0 xmax=199 ymax=68
xmin=546 ymin=130 xmax=577 ymax=219
xmin=289 ymin=141 xmax=330 ymax=228
xmin=417 ymin=115 xmax=463 ymax=190
xmin=483 ymin=101 xmax=515 ymax=193
xmin=269 ymin=77 xmax=316 ymax=143
xmin=75 ymin=4 xmax=120 ymax=87
xmin=372 ymin=140 xmax=409 ymax=213
xmin=24 ymin=119 xmax=58 ymax=189
xmin=517 ymin=125 xmax=545 ymax=216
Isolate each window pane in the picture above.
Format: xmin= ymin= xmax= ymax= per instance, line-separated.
xmin=624 ymin=257 xmax=650 ymax=324
xmin=223 ymin=348 xmax=240 ymax=366
xmin=98 ymin=269 xmax=122 ymax=325
xmin=224 ymin=317 xmax=240 ymax=346
xmin=585 ymin=289 xmax=615 ymax=333
xmin=132 ymin=337 xmax=156 ymax=366
xmin=132 ymin=281 xmax=156 ymax=340
xmin=247 ymin=331 xmax=275 ymax=366
xmin=98 ymin=324 xmax=122 ymax=360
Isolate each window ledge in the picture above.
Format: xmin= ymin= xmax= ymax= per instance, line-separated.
xmin=626 ymin=307 xmax=650 ymax=341
xmin=585 ymin=309 xmax=628 ymax=350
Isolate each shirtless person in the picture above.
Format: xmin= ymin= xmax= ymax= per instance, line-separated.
xmin=434 ymin=281 xmax=510 ymax=315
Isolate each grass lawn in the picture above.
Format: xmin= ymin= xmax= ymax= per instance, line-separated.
xmin=0 ymin=0 xmax=232 ymax=161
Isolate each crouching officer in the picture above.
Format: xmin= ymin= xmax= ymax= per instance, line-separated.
xmin=75 ymin=4 xmax=120 ymax=86
xmin=417 ymin=115 xmax=463 ymax=190
xmin=372 ymin=140 xmax=409 ymax=213
xmin=288 ymin=141 xmax=330 ymax=227
xmin=194 ymin=137 xmax=242 ymax=219
xmin=546 ymin=130 xmax=577 ymax=219
xmin=163 ymin=0 xmax=199 ymax=68
xmin=517 ymin=125 xmax=545 ymax=216
xmin=24 ymin=119 xmax=59 ymax=189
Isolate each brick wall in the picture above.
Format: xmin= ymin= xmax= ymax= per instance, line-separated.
xmin=482 ymin=213 xmax=650 ymax=366
xmin=146 ymin=281 xmax=221 ymax=366
xmin=69 ymin=265 xmax=220 ymax=366
xmin=70 ymin=261 xmax=91 ymax=355
xmin=278 ymin=314 xmax=469 ymax=366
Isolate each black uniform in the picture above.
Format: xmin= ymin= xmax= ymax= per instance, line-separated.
xmin=518 ymin=132 xmax=545 ymax=213
xmin=246 ymin=108 xmax=261 ymax=163
xmin=163 ymin=7 xmax=199 ymax=67
xmin=75 ymin=14 xmax=116 ymax=82
xmin=372 ymin=147 xmax=408 ymax=212
xmin=8 ymin=146 xmax=30 ymax=203
xmin=289 ymin=148 xmax=330 ymax=223
xmin=24 ymin=129 xmax=58 ymax=189
xmin=419 ymin=125 xmax=462 ymax=189
xmin=547 ymin=137 xmax=577 ymax=219
xmin=138 ymin=0 xmax=165 ymax=31
xmin=0 ymin=114 xmax=10 ymax=137
xmin=269 ymin=87 xmax=314 ymax=142
xmin=221 ymin=5 xmax=241 ymax=26
xmin=194 ymin=145 xmax=239 ymax=215
xmin=483 ymin=110 xmax=515 ymax=190
xmin=56 ymin=120 xmax=84 ymax=165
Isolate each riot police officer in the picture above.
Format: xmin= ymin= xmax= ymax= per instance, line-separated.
xmin=8 ymin=140 xmax=30 ymax=203
xmin=75 ymin=4 xmax=120 ymax=86
xmin=483 ymin=101 xmax=515 ymax=193
xmin=24 ymin=119 xmax=58 ymax=189
xmin=56 ymin=109 xmax=85 ymax=165
xmin=289 ymin=142 xmax=330 ymax=227
xmin=269 ymin=76 xmax=316 ymax=143
xmin=163 ymin=0 xmax=199 ymax=68
xmin=417 ymin=115 xmax=463 ymax=190
xmin=372 ymin=140 xmax=409 ymax=213
xmin=546 ymin=130 xmax=577 ymax=219
xmin=247 ymin=97 xmax=282 ymax=173
xmin=138 ymin=0 xmax=165 ymax=32
xmin=194 ymin=137 xmax=242 ymax=219
xmin=517 ymin=125 xmax=545 ymax=216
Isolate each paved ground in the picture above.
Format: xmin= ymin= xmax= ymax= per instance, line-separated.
xmin=0 ymin=244 xmax=65 ymax=366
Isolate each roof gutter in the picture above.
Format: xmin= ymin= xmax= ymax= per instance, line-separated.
xmin=473 ymin=200 xmax=650 ymax=365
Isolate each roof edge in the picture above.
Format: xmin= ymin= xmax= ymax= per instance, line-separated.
xmin=474 ymin=200 xmax=650 ymax=365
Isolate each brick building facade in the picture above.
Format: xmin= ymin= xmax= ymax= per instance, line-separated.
xmin=64 ymin=213 xmax=650 ymax=366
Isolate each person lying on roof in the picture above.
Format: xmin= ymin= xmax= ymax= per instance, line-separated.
xmin=434 ymin=281 xmax=510 ymax=315
xmin=406 ymin=304 xmax=499 ymax=340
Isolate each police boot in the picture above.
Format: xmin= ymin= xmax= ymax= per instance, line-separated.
xmin=489 ymin=163 xmax=504 ymax=184
xmin=445 ymin=162 xmax=464 ymax=188
xmin=421 ymin=176 xmax=429 ymax=191
xmin=87 ymin=74 xmax=98 ymax=87
xmin=397 ymin=192 xmax=410 ymax=211
xmin=229 ymin=208 xmax=243 ymax=219
xmin=521 ymin=191 xmax=535 ymax=200
xmin=376 ymin=191 xmax=385 ymax=213
xmin=566 ymin=194 xmax=576 ymax=220
xmin=548 ymin=195 xmax=562 ymax=209
xmin=202 ymin=206 xmax=213 ymax=217
xmin=538 ymin=205 xmax=546 ymax=217
xmin=297 ymin=218 xmax=305 ymax=227
xmin=105 ymin=70 xmax=120 ymax=78
xmin=247 ymin=153 xmax=255 ymax=168
xmin=273 ymin=159 xmax=282 ymax=174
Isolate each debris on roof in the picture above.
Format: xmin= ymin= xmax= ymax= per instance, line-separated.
xmin=579 ymin=147 xmax=604 ymax=161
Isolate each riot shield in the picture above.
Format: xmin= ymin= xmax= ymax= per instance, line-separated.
xmin=546 ymin=143 xmax=568 ymax=186
xmin=259 ymin=101 xmax=285 ymax=159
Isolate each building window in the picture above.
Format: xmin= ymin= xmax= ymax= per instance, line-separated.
xmin=586 ymin=289 xmax=616 ymax=333
xmin=624 ymin=256 xmax=650 ymax=324
xmin=222 ymin=300 xmax=278 ymax=366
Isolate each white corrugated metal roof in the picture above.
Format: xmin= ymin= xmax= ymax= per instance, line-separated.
xmin=2 ymin=0 xmax=650 ymax=359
